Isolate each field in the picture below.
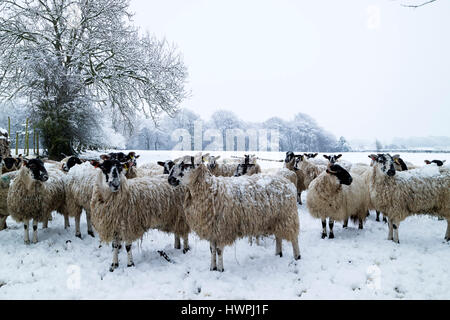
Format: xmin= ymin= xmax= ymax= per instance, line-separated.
xmin=0 ymin=151 xmax=449 ymax=299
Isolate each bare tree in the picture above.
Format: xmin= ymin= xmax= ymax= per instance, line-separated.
xmin=0 ymin=0 xmax=188 ymax=158
xmin=401 ymin=0 xmax=439 ymax=8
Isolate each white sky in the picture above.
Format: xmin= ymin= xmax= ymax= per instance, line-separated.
xmin=129 ymin=0 xmax=450 ymax=141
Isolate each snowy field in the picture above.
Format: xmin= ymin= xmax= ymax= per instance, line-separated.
xmin=0 ymin=151 xmax=449 ymax=300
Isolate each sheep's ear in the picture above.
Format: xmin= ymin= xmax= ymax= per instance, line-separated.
xmin=368 ymin=154 xmax=377 ymax=161
xmin=443 ymin=160 xmax=446 ymax=164
xmin=22 ymin=159 xmax=28 ymax=166
xmin=336 ymin=154 xmax=342 ymax=159
xmin=313 ymin=153 xmax=318 ymax=158
xmin=215 ymin=155 xmax=220 ymax=160
xmin=157 ymin=161 xmax=165 ymax=167
xmin=424 ymin=160 xmax=430 ymax=164
xmin=323 ymin=155 xmax=330 ymax=160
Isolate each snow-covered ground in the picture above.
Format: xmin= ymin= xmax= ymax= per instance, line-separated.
xmin=0 ymin=151 xmax=449 ymax=299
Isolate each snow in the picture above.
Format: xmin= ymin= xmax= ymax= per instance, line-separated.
xmin=0 ymin=151 xmax=449 ymax=299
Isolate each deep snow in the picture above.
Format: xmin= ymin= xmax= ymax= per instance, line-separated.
xmin=0 ymin=151 xmax=449 ymax=300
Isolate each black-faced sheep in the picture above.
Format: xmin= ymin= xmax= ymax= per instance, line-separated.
xmin=90 ymin=159 xmax=190 ymax=271
xmin=306 ymin=164 xmax=369 ymax=238
xmin=7 ymin=159 xmax=69 ymax=243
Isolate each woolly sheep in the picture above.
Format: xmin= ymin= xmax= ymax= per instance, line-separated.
xmin=168 ymin=160 xmax=301 ymax=272
xmin=307 ymin=164 xmax=369 ymax=238
xmin=367 ymin=154 xmax=450 ymax=243
xmin=2 ymin=154 xmax=23 ymax=174
xmin=284 ymin=151 xmax=306 ymax=205
xmin=0 ymin=171 xmax=17 ymax=231
xmin=90 ymin=159 xmax=190 ymax=271
xmin=7 ymin=159 xmax=70 ymax=243
xmin=294 ymin=154 xmax=327 ymax=189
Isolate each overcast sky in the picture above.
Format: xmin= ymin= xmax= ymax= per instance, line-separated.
xmin=129 ymin=0 xmax=450 ymax=142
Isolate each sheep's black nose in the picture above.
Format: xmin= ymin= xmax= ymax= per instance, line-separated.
xmin=168 ymin=176 xmax=179 ymax=186
xmin=41 ymin=174 xmax=49 ymax=182
xmin=387 ymin=169 xmax=395 ymax=177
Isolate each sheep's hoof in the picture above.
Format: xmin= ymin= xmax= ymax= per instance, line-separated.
xmin=321 ymin=233 xmax=327 ymax=239
xmin=217 ymin=268 xmax=224 ymax=272
xmin=445 ymin=237 xmax=449 ymax=242
xmin=210 ymin=267 xmax=217 ymax=271
xmin=109 ymin=263 xmax=119 ymax=272
xmin=88 ymin=231 xmax=95 ymax=238
xmin=383 ymin=218 xmax=387 ymax=223
xmin=24 ymin=240 xmax=30 ymax=245
xmin=183 ymin=247 xmax=190 ymax=254
xmin=295 ymin=255 xmax=301 ymax=260
xmin=75 ymin=233 xmax=82 ymax=239
xmin=127 ymin=263 xmax=135 ymax=268
xmin=376 ymin=217 xmax=380 ymax=222
xmin=276 ymin=252 xmax=283 ymax=258
xmin=329 ymin=233 xmax=334 ymax=239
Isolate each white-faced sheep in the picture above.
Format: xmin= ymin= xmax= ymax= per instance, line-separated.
xmin=90 ymin=159 xmax=190 ymax=271
xmin=306 ymin=164 xmax=369 ymax=239
xmin=7 ymin=159 xmax=70 ymax=243
xmin=284 ymin=151 xmax=306 ymax=205
xmin=168 ymin=159 xmax=301 ymax=272
xmin=367 ymin=154 xmax=450 ymax=243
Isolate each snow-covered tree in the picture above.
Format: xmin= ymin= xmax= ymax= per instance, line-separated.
xmin=335 ymin=136 xmax=352 ymax=152
xmin=0 ymin=0 xmax=188 ymax=158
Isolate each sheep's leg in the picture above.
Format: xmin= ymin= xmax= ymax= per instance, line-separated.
xmin=75 ymin=214 xmax=81 ymax=239
xmin=275 ymin=236 xmax=283 ymax=257
xmin=321 ymin=219 xmax=327 ymax=239
xmin=182 ymin=236 xmax=190 ymax=254
xmin=210 ymin=242 xmax=217 ymax=271
xmin=328 ymin=219 xmax=335 ymax=239
xmin=216 ymin=245 xmax=225 ymax=272
xmin=85 ymin=210 xmax=94 ymax=237
xmin=392 ymin=220 xmax=400 ymax=244
xmin=42 ymin=217 xmax=48 ymax=229
xmin=174 ymin=234 xmax=181 ymax=250
xmin=387 ymin=218 xmax=394 ymax=241
xmin=383 ymin=214 xmax=387 ymax=223
xmin=343 ymin=218 xmax=348 ymax=228
xmin=358 ymin=218 xmax=364 ymax=230
xmin=366 ymin=210 xmax=370 ymax=218
xmin=248 ymin=237 xmax=253 ymax=246
xmin=110 ymin=239 xmax=120 ymax=272
xmin=32 ymin=219 xmax=38 ymax=244
xmin=445 ymin=219 xmax=450 ymax=241
xmin=126 ymin=242 xmax=134 ymax=267
xmin=291 ymin=238 xmax=301 ymax=260
xmin=255 ymin=236 xmax=261 ymax=246
xmin=376 ymin=211 xmax=380 ymax=222
xmin=0 ymin=216 xmax=7 ymax=231
xmin=64 ymin=214 xmax=70 ymax=229
xmin=297 ymin=192 xmax=302 ymax=205
xmin=24 ymin=220 xmax=30 ymax=244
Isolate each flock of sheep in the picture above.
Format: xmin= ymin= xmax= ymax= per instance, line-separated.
xmin=0 ymin=150 xmax=448 ymax=273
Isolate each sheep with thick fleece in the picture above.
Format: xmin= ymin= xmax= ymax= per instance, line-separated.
xmin=90 ymin=159 xmax=189 ymax=271
xmin=0 ymin=171 xmax=17 ymax=230
xmin=294 ymin=155 xmax=327 ymax=189
xmin=307 ymin=164 xmax=369 ymax=238
xmin=168 ymin=161 xmax=301 ymax=272
xmin=205 ymin=155 xmax=240 ymax=177
xmin=7 ymin=159 xmax=69 ymax=243
xmin=284 ymin=152 xmax=306 ymax=205
xmin=367 ymin=154 xmax=450 ymax=243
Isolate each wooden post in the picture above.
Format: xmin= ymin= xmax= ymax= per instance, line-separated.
xmin=8 ymin=117 xmax=10 ymax=138
xmin=25 ymin=118 xmax=29 ymax=157
xmin=36 ymin=131 xmax=39 ymax=156
xmin=33 ymin=127 xmax=35 ymax=154
xmin=15 ymin=132 xmax=18 ymax=155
